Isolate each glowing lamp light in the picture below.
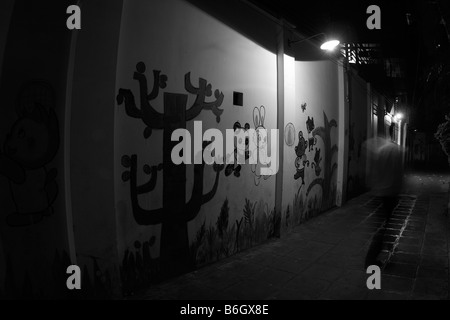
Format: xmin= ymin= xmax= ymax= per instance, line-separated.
xmin=320 ymin=40 xmax=341 ymax=51
xmin=394 ymin=113 xmax=404 ymax=122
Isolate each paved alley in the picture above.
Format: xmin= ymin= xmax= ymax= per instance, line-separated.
xmin=134 ymin=171 xmax=450 ymax=300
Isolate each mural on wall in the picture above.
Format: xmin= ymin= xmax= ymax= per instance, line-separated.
xmin=118 ymin=62 xmax=223 ymax=140
xmin=286 ymin=109 xmax=338 ymax=230
xmin=294 ymin=131 xmax=309 ymax=185
xmin=311 ymin=148 xmax=322 ymax=177
xmin=284 ymin=123 xmax=295 ymax=147
xmin=225 ymin=121 xmax=251 ymax=178
xmin=0 ymin=82 xmax=110 ymax=299
xmin=117 ymin=61 xmax=226 ymax=278
xmin=301 ymin=103 xmax=307 ymax=113
xmin=305 ymin=111 xmax=338 ymax=211
xmin=306 ymin=117 xmax=317 ymax=152
xmin=250 ymin=106 xmax=272 ymax=186
xmin=120 ymin=236 xmax=159 ymax=296
xmin=190 ymin=197 xmax=280 ymax=269
xmin=0 ymin=81 xmax=59 ymax=227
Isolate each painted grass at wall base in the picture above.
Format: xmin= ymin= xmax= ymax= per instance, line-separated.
xmin=191 ymin=197 xmax=281 ymax=268
xmin=120 ymin=197 xmax=281 ymax=295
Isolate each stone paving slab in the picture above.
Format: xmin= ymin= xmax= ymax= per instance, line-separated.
xmin=132 ymin=172 xmax=450 ymax=300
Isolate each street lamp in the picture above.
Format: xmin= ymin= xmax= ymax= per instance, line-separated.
xmin=320 ymin=40 xmax=341 ymax=51
xmin=288 ymin=33 xmax=340 ymax=51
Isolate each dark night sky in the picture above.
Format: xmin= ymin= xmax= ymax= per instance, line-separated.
xmin=250 ymin=0 xmax=448 ymax=53
xmin=250 ymin=0 xmax=450 ymax=134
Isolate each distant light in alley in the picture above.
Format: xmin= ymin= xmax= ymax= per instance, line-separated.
xmin=394 ymin=113 xmax=404 ymax=121
xmin=320 ymin=40 xmax=340 ymax=51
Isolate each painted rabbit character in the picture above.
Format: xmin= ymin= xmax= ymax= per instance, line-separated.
xmin=250 ymin=106 xmax=271 ymax=186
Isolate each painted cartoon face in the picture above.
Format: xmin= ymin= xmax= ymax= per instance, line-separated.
xmin=256 ymin=128 xmax=267 ymax=147
xmin=295 ymin=131 xmax=307 ymax=157
xmin=306 ymin=117 xmax=315 ymax=134
xmin=4 ymin=117 xmax=49 ymax=169
xmin=252 ymin=106 xmax=267 ymax=149
xmin=234 ymin=122 xmax=250 ymax=156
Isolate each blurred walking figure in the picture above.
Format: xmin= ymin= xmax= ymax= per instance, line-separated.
xmin=363 ymin=124 xmax=404 ymax=268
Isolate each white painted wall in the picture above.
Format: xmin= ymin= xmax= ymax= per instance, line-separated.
xmin=282 ymin=60 xmax=341 ymax=225
xmin=115 ymin=0 xmax=278 ymax=261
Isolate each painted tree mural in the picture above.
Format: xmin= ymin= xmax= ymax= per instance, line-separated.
xmin=117 ymin=62 xmax=225 ymax=278
xmin=306 ymin=111 xmax=338 ymax=210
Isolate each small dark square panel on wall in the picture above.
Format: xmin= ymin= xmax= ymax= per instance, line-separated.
xmin=233 ymin=91 xmax=243 ymax=106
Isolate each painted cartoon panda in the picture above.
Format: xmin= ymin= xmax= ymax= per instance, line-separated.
xmin=0 ymin=101 xmax=59 ymax=227
xmin=225 ymin=121 xmax=250 ymax=178
xmin=250 ymin=106 xmax=272 ymax=186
